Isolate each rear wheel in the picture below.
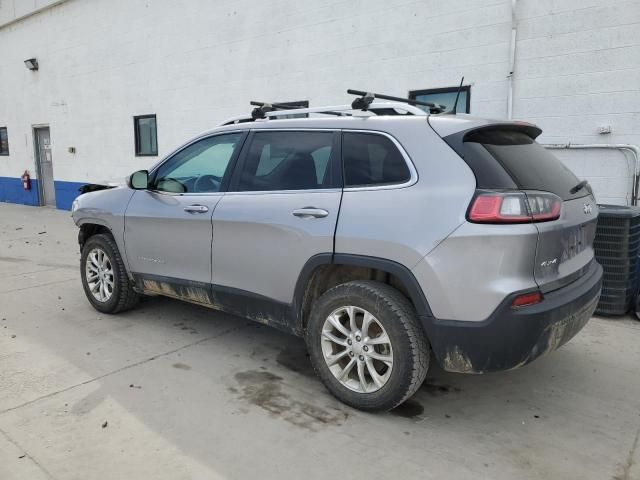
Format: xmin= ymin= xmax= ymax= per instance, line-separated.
xmin=80 ymin=234 xmax=139 ymax=314
xmin=306 ymin=280 xmax=429 ymax=411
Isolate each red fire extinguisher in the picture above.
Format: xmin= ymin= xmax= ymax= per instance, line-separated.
xmin=21 ymin=170 xmax=31 ymax=191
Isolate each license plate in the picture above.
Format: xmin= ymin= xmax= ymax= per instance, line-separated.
xmin=564 ymin=224 xmax=586 ymax=260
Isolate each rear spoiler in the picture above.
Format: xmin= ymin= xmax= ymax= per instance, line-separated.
xmin=441 ymin=123 xmax=542 ymax=158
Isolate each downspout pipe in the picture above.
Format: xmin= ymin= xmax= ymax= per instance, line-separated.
xmin=507 ymin=0 xmax=518 ymax=119
xmin=544 ymin=143 xmax=640 ymax=206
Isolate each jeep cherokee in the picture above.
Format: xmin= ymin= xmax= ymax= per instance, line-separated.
xmin=72 ymin=97 xmax=602 ymax=411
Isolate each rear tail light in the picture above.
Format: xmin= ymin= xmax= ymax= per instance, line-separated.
xmin=511 ymin=291 xmax=543 ymax=308
xmin=468 ymin=190 xmax=561 ymax=224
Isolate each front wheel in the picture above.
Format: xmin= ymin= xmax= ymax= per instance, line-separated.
xmin=80 ymin=233 xmax=139 ymax=314
xmin=305 ymin=280 xmax=429 ymax=411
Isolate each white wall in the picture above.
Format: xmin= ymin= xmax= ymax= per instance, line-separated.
xmin=513 ymin=0 xmax=640 ymax=204
xmin=515 ymin=0 xmax=640 ymax=146
xmin=0 ymin=0 xmax=638 ymax=202
xmin=0 ymin=0 xmax=67 ymax=27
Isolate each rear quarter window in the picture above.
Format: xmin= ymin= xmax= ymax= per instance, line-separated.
xmin=343 ymin=132 xmax=410 ymax=187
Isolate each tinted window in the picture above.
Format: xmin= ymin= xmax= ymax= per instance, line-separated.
xmin=153 ymin=133 xmax=243 ymax=193
xmin=0 ymin=127 xmax=8 ymax=155
xmin=134 ymin=115 xmax=158 ymax=156
xmin=465 ymin=130 xmax=585 ymax=200
xmin=236 ymin=131 xmax=335 ymax=191
xmin=343 ymin=133 xmax=410 ymax=187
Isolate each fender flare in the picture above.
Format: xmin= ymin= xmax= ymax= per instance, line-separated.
xmin=77 ymin=218 xmax=113 ymax=246
xmin=292 ymin=253 xmax=433 ymax=331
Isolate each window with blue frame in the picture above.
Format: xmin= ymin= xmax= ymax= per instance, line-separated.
xmin=409 ymin=86 xmax=470 ymax=114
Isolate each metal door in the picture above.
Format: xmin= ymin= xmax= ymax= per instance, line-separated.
xmin=211 ymin=130 xmax=342 ymax=307
xmin=212 ymin=191 xmax=341 ymax=304
xmin=124 ymin=190 xmax=222 ymax=284
xmin=34 ymin=127 xmax=56 ymax=207
xmin=124 ymin=132 xmax=246 ymax=286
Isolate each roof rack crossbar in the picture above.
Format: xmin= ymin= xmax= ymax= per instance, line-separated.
xmin=250 ymin=101 xmax=301 ymax=110
xmin=347 ymin=89 xmax=446 ymax=113
xmin=250 ymin=100 xmax=306 ymax=120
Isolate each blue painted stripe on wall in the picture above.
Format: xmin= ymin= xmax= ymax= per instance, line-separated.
xmin=0 ymin=176 xmax=40 ymax=206
xmin=54 ymin=180 xmax=87 ymax=210
xmin=0 ymin=177 xmax=87 ymax=210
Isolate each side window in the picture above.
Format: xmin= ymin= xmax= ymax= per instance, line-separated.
xmin=153 ymin=133 xmax=243 ymax=193
xmin=235 ymin=131 xmax=335 ymax=191
xmin=343 ymin=133 xmax=410 ymax=187
xmin=134 ymin=115 xmax=158 ymax=156
xmin=0 ymin=127 xmax=8 ymax=155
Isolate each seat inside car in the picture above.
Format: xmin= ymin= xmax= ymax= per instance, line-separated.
xmin=278 ymin=152 xmax=318 ymax=190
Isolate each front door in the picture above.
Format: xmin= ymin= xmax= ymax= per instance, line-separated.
xmin=124 ymin=132 xmax=246 ymax=298
xmin=212 ymin=130 xmax=342 ymax=323
xmin=34 ymin=127 xmax=55 ymax=207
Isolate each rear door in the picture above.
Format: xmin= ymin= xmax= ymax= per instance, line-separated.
xmin=462 ymin=129 xmax=598 ymax=291
xmin=211 ymin=130 xmax=341 ymax=322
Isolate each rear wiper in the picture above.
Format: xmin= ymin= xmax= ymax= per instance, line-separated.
xmin=570 ymin=180 xmax=589 ymax=194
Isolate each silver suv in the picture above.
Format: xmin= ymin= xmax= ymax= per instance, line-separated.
xmin=72 ymin=95 xmax=602 ymax=411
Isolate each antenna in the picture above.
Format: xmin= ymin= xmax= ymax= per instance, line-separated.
xmin=450 ymin=76 xmax=465 ymax=114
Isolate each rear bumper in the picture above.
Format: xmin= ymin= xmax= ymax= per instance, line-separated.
xmin=421 ymin=261 xmax=603 ymax=373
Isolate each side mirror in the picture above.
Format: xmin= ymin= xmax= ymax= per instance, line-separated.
xmin=128 ymin=170 xmax=149 ymax=190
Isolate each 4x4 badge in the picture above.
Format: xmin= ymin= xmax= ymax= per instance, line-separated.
xmin=583 ymin=204 xmax=593 ymax=214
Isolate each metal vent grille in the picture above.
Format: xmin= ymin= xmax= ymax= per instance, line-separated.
xmin=593 ymin=205 xmax=640 ymax=315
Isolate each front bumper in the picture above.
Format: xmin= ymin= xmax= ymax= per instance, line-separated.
xmin=421 ymin=261 xmax=603 ymax=373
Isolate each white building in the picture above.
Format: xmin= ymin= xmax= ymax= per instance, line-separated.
xmin=0 ymin=0 xmax=638 ymax=209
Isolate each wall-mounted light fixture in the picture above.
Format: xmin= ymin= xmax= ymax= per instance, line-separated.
xmin=24 ymin=58 xmax=39 ymax=71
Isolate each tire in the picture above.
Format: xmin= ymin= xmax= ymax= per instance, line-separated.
xmin=305 ymin=280 xmax=429 ymax=412
xmin=80 ymin=233 xmax=139 ymax=314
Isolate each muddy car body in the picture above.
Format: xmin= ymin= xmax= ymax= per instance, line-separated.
xmin=72 ymin=100 xmax=602 ymax=410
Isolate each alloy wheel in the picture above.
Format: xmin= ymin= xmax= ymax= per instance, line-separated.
xmin=85 ymin=247 xmax=114 ymax=302
xmin=320 ymin=306 xmax=394 ymax=393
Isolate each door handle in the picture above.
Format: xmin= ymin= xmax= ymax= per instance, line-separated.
xmin=292 ymin=207 xmax=329 ymax=218
xmin=184 ymin=204 xmax=209 ymax=213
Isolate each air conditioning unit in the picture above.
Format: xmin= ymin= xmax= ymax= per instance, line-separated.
xmin=593 ymin=205 xmax=640 ymax=316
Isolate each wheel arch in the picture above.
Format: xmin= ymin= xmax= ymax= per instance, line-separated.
xmin=78 ymin=221 xmax=113 ymax=249
xmin=292 ymin=253 xmax=433 ymax=334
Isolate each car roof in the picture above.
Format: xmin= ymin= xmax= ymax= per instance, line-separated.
xmin=191 ymin=111 xmax=537 ymax=144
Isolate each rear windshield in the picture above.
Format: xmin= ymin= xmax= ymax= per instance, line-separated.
xmin=462 ymin=129 xmax=587 ymax=201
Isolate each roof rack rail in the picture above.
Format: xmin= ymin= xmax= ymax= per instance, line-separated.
xmin=262 ymin=103 xmax=426 ymax=118
xmin=249 ymin=100 xmax=353 ymax=120
xmin=347 ymin=89 xmax=446 ymax=114
xmin=217 ymin=101 xmax=428 ymax=126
